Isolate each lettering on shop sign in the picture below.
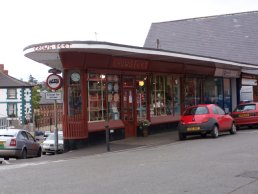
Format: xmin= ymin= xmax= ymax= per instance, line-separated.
xmin=112 ymin=58 xmax=148 ymax=70
xmin=34 ymin=43 xmax=72 ymax=51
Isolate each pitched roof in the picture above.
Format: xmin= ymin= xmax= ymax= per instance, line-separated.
xmin=0 ymin=71 xmax=32 ymax=88
xmin=144 ymin=11 xmax=258 ymax=67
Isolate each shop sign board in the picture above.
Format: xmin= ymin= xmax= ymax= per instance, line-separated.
xmin=46 ymin=92 xmax=62 ymax=100
xmin=46 ymin=74 xmax=63 ymax=90
xmin=214 ymin=68 xmax=240 ymax=78
xmin=242 ymin=78 xmax=257 ymax=86
xmin=112 ymin=57 xmax=149 ymax=70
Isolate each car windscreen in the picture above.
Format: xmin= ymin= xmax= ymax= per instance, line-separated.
xmin=46 ymin=133 xmax=63 ymax=140
xmin=234 ymin=104 xmax=256 ymax=112
xmin=184 ymin=106 xmax=209 ymax=116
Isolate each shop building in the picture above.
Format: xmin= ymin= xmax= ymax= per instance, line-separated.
xmin=144 ymin=11 xmax=258 ymax=101
xmin=23 ymin=41 xmax=258 ymax=149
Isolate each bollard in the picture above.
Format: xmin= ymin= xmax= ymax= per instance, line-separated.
xmin=105 ymin=125 xmax=110 ymax=152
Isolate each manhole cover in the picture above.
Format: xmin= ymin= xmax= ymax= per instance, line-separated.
xmin=237 ymin=171 xmax=258 ymax=179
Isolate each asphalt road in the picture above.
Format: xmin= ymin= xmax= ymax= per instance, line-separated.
xmin=1 ymin=129 xmax=258 ymax=194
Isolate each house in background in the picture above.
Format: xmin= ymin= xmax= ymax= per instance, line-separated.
xmin=0 ymin=64 xmax=33 ymax=128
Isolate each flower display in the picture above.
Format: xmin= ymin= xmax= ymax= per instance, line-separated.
xmin=138 ymin=119 xmax=151 ymax=130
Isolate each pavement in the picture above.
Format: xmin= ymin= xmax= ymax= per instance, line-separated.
xmin=52 ymin=129 xmax=180 ymax=159
xmin=0 ymin=129 xmax=179 ymax=164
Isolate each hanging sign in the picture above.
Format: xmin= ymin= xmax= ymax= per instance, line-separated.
xmin=46 ymin=74 xmax=63 ymax=90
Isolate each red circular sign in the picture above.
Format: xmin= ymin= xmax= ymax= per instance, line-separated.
xmin=46 ymin=74 xmax=63 ymax=90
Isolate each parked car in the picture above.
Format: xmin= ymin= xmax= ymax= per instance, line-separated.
xmin=178 ymin=104 xmax=236 ymax=140
xmin=43 ymin=131 xmax=52 ymax=140
xmin=231 ymin=102 xmax=258 ymax=129
xmin=0 ymin=129 xmax=42 ymax=160
xmin=34 ymin=130 xmax=45 ymax=143
xmin=42 ymin=132 xmax=64 ymax=155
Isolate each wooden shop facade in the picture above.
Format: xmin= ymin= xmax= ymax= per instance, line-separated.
xmin=24 ymin=41 xmax=258 ymax=149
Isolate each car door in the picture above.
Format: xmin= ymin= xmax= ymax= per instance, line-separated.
xmin=216 ymin=105 xmax=232 ymax=130
xmin=26 ymin=132 xmax=39 ymax=156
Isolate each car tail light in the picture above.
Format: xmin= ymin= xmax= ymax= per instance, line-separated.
xmin=10 ymin=138 xmax=16 ymax=146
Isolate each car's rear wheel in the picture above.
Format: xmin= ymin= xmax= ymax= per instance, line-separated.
xmin=211 ymin=125 xmax=219 ymax=138
xmin=178 ymin=132 xmax=186 ymax=140
xmin=19 ymin=149 xmax=27 ymax=159
xmin=230 ymin=123 xmax=237 ymax=134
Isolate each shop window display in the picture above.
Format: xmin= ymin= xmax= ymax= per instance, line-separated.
xmin=136 ymin=76 xmax=147 ymax=120
xmin=184 ymin=77 xmax=201 ymax=108
xmin=88 ymin=73 xmax=120 ymax=122
xmin=150 ymin=75 xmax=180 ymax=117
xmin=107 ymin=75 xmax=120 ymax=120
xmin=173 ymin=77 xmax=181 ymax=115
xmin=203 ymin=77 xmax=223 ymax=108
xmin=68 ymin=71 xmax=82 ymax=116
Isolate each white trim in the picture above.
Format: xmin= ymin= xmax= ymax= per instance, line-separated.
xmin=24 ymin=42 xmax=258 ymax=69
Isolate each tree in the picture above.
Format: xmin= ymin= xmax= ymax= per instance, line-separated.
xmin=32 ymin=85 xmax=41 ymax=109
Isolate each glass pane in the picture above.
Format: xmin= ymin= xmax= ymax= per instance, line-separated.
xmin=203 ymin=77 xmax=223 ymax=108
xmin=7 ymin=89 xmax=16 ymax=99
xmin=68 ymin=85 xmax=81 ymax=116
xmin=173 ymin=77 xmax=181 ymax=115
xmin=184 ymin=78 xmax=201 ymax=108
xmin=107 ymin=75 xmax=120 ymax=120
xmin=136 ymin=76 xmax=147 ymax=120
xmin=150 ymin=75 xmax=166 ymax=117
xmin=68 ymin=71 xmax=82 ymax=116
xmin=88 ymin=73 xmax=106 ymax=121
xmin=88 ymin=73 xmax=120 ymax=122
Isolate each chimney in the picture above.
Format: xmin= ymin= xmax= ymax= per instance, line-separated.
xmin=0 ymin=64 xmax=8 ymax=75
xmin=0 ymin=64 xmax=4 ymax=71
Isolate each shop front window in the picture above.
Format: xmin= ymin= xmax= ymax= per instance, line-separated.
xmin=150 ymin=75 xmax=180 ymax=117
xmin=88 ymin=73 xmax=120 ymax=122
xmin=184 ymin=77 xmax=201 ymax=108
xmin=150 ymin=75 xmax=166 ymax=116
xmin=173 ymin=77 xmax=181 ymax=116
xmin=68 ymin=71 xmax=82 ymax=116
xmin=136 ymin=76 xmax=147 ymax=120
xmin=203 ymin=77 xmax=223 ymax=108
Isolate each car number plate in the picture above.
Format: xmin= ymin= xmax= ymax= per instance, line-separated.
xmin=239 ymin=113 xmax=249 ymax=117
xmin=187 ymin=126 xmax=200 ymax=131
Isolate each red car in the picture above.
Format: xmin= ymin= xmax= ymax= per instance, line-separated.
xmin=178 ymin=104 xmax=236 ymax=140
xmin=231 ymin=102 xmax=258 ymax=128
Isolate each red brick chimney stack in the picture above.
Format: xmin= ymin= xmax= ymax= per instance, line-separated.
xmin=0 ymin=64 xmax=9 ymax=75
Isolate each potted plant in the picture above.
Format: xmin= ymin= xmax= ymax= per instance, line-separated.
xmin=138 ymin=119 xmax=151 ymax=137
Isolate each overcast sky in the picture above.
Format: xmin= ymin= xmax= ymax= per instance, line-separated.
xmin=1 ymin=0 xmax=258 ymax=82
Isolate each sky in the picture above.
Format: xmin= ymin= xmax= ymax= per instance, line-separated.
xmin=1 ymin=0 xmax=258 ymax=82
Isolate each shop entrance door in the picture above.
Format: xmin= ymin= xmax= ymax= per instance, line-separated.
xmin=122 ymin=76 xmax=136 ymax=137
